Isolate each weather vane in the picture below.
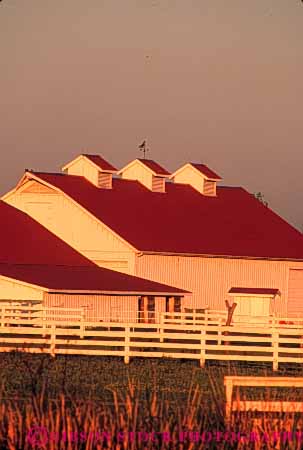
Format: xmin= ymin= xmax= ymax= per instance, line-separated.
xmin=138 ymin=140 xmax=149 ymax=159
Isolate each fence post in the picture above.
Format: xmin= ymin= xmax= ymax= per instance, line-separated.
xmin=218 ymin=318 xmax=222 ymax=346
xmin=42 ymin=307 xmax=47 ymax=337
xmin=1 ymin=307 xmax=4 ymax=328
xmin=124 ymin=326 xmax=130 ymax=364
xmin=204 ymin=309 xmax=208 ymax=326
xmin=225 ymin=379 xmax=233 ymax=422
xmin=50 ymin=324 xmax=56 ymax=357
xmin=200 ymin=326 xmax=206 ymax=367
xmin=272 ymin=327 xmax=279 ymax=371
xmin=80 ymin=309 xmax=85 ymax=339
xmin=159 ymin=313 xmax=164 ymax=343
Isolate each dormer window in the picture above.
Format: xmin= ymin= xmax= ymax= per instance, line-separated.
xmin=170 ymin=163 xmax=221 ymax=196
xmin=62 ymin=154 xmax=117 ymax=189
xmin=118 ymin=159 xmax=170 ymax=192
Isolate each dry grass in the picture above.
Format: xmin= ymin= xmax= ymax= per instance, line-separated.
xmin=0 ymin=354 xmax=303 ymax=449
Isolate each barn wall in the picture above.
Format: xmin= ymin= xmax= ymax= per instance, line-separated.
xmin=135 ymin=255 xmax=303 ymax=316
xmin=5 ymin=183 xmax=135 ymax=274
xmin=44 ymin=293 xmax=167 ymax=322
xmin=44 ymin=293 xmax=138 ymax=321
xmin=0 ymin=278 xmax=43 ymax=301
xmin=287 ymin=268 xmax=303 ymax=316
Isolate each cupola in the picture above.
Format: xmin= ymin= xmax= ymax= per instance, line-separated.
xmin=170 ymin=163 xmax=221 ymax=196
xmin=118 ymin=159 xmax=170 ymax=192
xmin=62 ymin=154 xmax=117 ymax=188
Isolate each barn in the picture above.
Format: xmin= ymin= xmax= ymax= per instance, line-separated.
xmin=3 ymin=153 xmax=303 ymax=320
xmin=0 ymin=201 xmax=188 ymax=322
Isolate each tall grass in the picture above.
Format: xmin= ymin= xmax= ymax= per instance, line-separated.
xmin=0 ymin=354 xmax=303 ymax=449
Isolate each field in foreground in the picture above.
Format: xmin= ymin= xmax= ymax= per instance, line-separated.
xmin=0 ymin=353 xmax=303 ymax=449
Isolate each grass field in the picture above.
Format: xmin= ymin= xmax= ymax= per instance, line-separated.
xmin=0 ymin=353 xmax=303 ymax=449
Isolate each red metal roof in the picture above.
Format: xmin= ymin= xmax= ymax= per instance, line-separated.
xmin=190 ymin=163 xmax=222 ymax=180
xmin=137 ymin=159 xmax=171 ymax=176
xmin=0 ymin=264 xmax=188 ymax=294
xmin=83 ymin=154 xmax=117 ymax=172
xmin=30 ymin=172 xmax=303 ymax=260
xmin=229 ymin=287 xmax=280 ymax=296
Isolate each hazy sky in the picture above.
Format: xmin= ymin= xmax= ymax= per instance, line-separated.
xmin=1 ymin=0 xmax=302 ymax=229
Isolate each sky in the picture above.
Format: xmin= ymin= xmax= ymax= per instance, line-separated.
xmin=1 ymin=0 xmax=302 ymax=230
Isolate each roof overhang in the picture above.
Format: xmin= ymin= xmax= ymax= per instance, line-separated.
xmin=137 ymin=251 xmax=303 ymax=262
xmin=47 ymin=290 xmax=189 ymax=296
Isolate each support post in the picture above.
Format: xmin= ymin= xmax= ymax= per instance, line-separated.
xmin=124 ymin=326 xmax=130 ymax=364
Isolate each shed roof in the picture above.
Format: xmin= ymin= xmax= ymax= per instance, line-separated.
xmin=0 ymin=264 xmax=188 ymax=295
xmin=26 ymin=171 xmax=303 ymax=260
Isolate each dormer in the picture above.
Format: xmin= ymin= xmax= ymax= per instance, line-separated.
xmin=170 ymin=163 xmax=222 ymax=196
xmin=62 ymin=154 xmax=117 ymax=188
xmin=118 ymin=159 xmax=170 ymax=192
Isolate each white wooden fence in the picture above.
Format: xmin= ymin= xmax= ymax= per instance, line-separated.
xmin=0 ymin=305 xmax=303 ymax=370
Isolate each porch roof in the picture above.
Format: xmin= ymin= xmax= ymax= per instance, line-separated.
xmin=0 ymin=264 xmax=190 ymax=296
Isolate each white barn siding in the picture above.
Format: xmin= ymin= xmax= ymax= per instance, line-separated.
xmin=288 ymin=269 xmax=303 ymax=316
xmin=44 ymin=293 xmax=139 ymax=322
xmin=44 ymin=293 xmax=167 ymax=322
xmin=0 ymin=278 xmax=43 ymax=301
xmin=135 ymin=255 xmax=303 ymax=316
xmin=5 ymin=184 xmax=135 ymax=274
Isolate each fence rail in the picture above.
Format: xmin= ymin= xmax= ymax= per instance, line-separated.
xmin=0 ymin=305 xmax=302 ymax=370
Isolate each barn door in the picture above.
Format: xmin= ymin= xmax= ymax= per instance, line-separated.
xmin=288 ymin=269 xmax=303 ymax=316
